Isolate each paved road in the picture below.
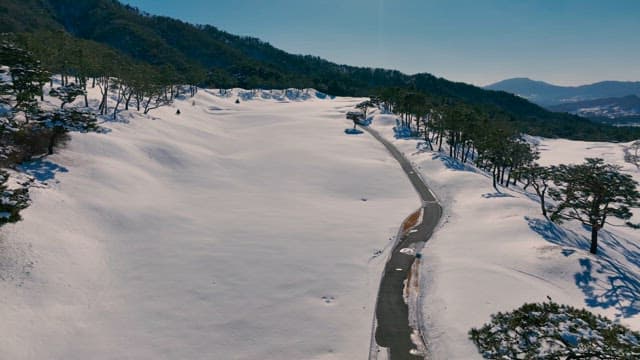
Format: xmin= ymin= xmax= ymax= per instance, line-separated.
xmin=363 ymin=126 xmax=443 ymax=360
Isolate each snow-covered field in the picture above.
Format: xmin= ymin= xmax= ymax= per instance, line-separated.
xmin=0 ymin=88 xmax=421 ymax=359
xmin=4 ymin=83 xmax=640 ymax=360
xmin=369 ymin=113 xmax=640 ymax=359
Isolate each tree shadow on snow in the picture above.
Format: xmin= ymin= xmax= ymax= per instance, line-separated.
xmin=432 ymin=153 xmax=477 ymax=173
xmin=481 ymin=192 xmax=515 ymax=199
xmin=98 ymin=112 xmax=130 ymax=125
xmin=526 ymin=216 xmax=640 ymax=318
xmin=18 ymin=159 xmax=69 ymax=182
xmin=575 ymin=257 xmax=640 ymax=318
xmin=526 ymin=216 xmax=589 ymax=250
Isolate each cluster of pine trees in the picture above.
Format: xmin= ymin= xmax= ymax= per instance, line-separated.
xmin=0 ymin=36 xmax=99 ymax=225
xmin=368 ymin=88 xmax=640 ymax=255
xmin=12 ymin=31 xmax=201 ymax=119
xmin=1 ymin=36 xmax=99 ymax=164
xmin=470 ymin=301 xmax=640 ymax=358
xmin=0 ymin=31 xmax=207 ymax=227
xmin=376 ymin=88 xmax=537 ymax=189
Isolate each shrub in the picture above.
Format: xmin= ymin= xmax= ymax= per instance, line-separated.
xmin=469 ymin=301 xmax=640 ymax=359
xmin=0 ymin=170 xmax=29 ymax=225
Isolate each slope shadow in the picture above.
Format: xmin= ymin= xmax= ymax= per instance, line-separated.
xmin=526 ymin=216 xmax=640 ymax=318
xmin=18 ymin=159 xmax=69 ymax=182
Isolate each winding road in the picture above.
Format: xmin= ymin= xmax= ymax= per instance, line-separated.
xmin=363 ymin=126 xmax=443 ymax=360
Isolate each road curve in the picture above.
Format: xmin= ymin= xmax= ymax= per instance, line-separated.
xmin=363 ymin=126 xmax=443 ymax=360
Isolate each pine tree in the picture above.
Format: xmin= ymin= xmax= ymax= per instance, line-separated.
xmin=0 ymin=171 xmax=29 ymax=226
xmin=33 ymin=109 xmax=98 ymax=155
xmin=346 ymin=111 xmax=363 ymax=129
xmin=549 ymin=158 xmax=640 ymax=254
xmin=49 ymin=83 xmax=86 ymax=109
xmin=355 ymin=100 xmax=373 ymax=120
xmin=470 ymin=301 xmax=640 ymax=359
xmin=0 ymin=38 xmax=50 ymax=122
xmin=516 ymin=163 xmax=554 ymax=218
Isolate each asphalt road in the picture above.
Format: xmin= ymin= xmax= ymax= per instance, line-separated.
xmin=363 ymin=126 xmax=443 ymax=360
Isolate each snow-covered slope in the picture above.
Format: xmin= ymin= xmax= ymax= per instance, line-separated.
xmin=0 ymin=89 xmax=419 ymax=359
xmin=5 ymin=83 xmax=640 ymax=359
xmin=369 ymin=113 xmax=640 ymax=359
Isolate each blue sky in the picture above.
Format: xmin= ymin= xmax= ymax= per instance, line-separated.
xmin=122 ymin=0 xmax=640 ymax=86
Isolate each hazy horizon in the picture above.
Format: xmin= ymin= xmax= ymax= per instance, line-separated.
xmin=122 ymin=0 xmax=640 ymax=87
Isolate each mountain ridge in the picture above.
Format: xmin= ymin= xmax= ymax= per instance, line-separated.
xmin=3 ymin=0 xmax=640 ymax=140
xmin=486 ymin=78 xmax=640 ymax=106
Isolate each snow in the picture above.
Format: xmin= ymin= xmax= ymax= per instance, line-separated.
xmin=368 ymin=112 xmax=640 ymax=359
xmin=400 ymin=247 xmax=416 ymax=256
xmin=4 ymin=78 xmax=640 ymax=359
xmin=0 ymin=87 xmax=420 ymax=359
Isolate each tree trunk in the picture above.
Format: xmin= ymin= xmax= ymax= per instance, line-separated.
xmin=48 ymin=130 xmax=60 ymax=155
xmin=590 ymin=226 xmax=599 ymax=254
xmin=113 ymin=95 xmax=122 ymax=120
xmin=125 ymin=91 xmax=133 ymax=110
xmin=492 ymin=166 xmax=498 ymax=189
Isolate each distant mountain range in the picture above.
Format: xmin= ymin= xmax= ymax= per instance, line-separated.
xmin=485 ymin=78 xmax=640 ymax=106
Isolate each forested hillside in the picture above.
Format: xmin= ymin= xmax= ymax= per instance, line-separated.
xmin=2 ymin=0 xmax=640 ymax=140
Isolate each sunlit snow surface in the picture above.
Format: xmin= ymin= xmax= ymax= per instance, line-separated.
xmin=0 ymin=87 xmax=419 ymax=359
xmin=370 ymin=114 xmax=640 ymax=359
xmin=4 ymin=83 xmax=640 ymax=359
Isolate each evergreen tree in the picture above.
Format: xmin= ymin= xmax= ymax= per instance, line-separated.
xmin=0 ymin=171 xmax=29 ymax=226
xmin=470 ymin=301 xmax=640 ymax=359
xmin=346 ymin=111 xmax=363 ymax=129
xmin=516 ymin=163 xmax=554 ymax=218
xmin=0 ymin=38 xmax=50 ymax=122
xmin=355 ymin=100 xmax=374 ymax=120
xmin=549 ymin=158 xmax=640 ymax=254
xmin=49 ymin=83 xmax=86 ymax=109
xmin=33 ymin=109 xmax=99 ymax=155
